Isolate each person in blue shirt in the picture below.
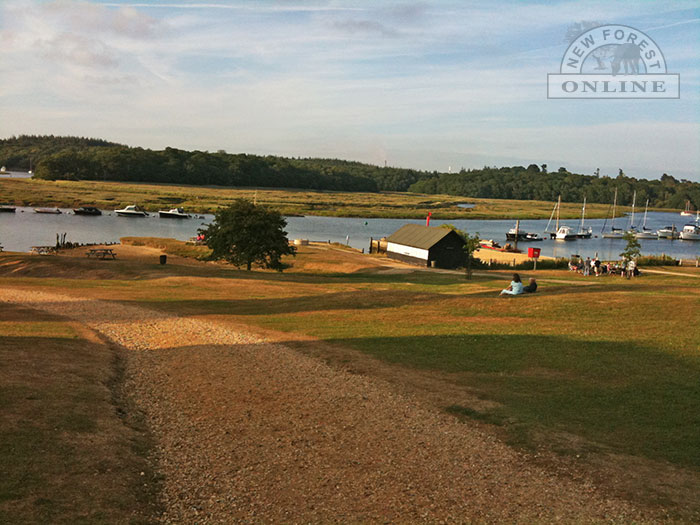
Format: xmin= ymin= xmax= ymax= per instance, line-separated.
xmin=500 ymin=273 xmax=524 ymax=296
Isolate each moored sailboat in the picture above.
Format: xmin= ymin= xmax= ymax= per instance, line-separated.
xmin=635 ymin=199 xmax=656 ymax=239
xmin=602 ymin=188 xmax=624 ymax=238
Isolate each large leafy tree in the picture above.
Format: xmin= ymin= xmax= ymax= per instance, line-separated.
xmin=201 ymin=199 xmax=296 ymax=271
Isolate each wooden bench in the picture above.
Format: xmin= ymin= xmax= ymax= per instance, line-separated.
xmin=30 ymin=246 xmax=56 ymax=255
xmin=86 ymin=248 xmax=116 ymax=260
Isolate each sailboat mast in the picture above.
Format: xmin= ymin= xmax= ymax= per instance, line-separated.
xmin=642 ymin=199 xmax=649 ymax=229
xmin=556 ymin=195 xmax=561 ymax=230
xmin=579 ymin=196 xmax=586 ymax=232
xmin=629 ymin=190 xmax=636 ymax=229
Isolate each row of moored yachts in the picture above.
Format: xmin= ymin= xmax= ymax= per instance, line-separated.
xmin=506 ymin=192 xmax=700 ymax=242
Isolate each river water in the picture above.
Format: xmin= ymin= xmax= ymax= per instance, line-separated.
xmin=1 ymin=206 xmax=698 ymax=261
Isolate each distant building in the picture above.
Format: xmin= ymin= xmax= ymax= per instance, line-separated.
xmin=386 ymin=224 xmax=466 ymax=269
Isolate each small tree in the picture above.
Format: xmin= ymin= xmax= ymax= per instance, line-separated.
xmin=200 ymin=199 xmax=296 ymax=271
xmin=620 ymin=231 xmax=641 ymax=261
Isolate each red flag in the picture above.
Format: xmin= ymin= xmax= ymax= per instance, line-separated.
xmin=426 ymin=211 xmax=432 ymax=227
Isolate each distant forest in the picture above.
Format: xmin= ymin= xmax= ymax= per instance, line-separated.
xmin=1 ymin=134 xmax=698 ymax=209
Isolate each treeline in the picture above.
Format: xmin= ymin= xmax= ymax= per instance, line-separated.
xmin=0 ymin=135 xmax=121 ymax=170
xmin=409 ymin=165 xmax=700 ymax=210
xmin=1 ymin=135 xmax=698 ymax=209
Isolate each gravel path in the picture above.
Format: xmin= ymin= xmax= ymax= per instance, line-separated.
xmin=1 ymin=288 xmax=646 ymax=523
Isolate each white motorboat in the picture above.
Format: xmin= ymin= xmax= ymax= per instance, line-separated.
xmin=115 ymin=205 xmax=148 ymax=217
xmin=555 ymin=225 xmax=577 ymax=240
xmin=34 ymin=207 xmax=62 ymax=214
xmin=680 ymin=212 xmax=700 ymax=240
xmin=680 ymin=223 xmax=700 ymax=241
xmin=158 ymin=207 xmax=191 ymax=219
xmin=656 ymin=226 xmax=679 ymax=239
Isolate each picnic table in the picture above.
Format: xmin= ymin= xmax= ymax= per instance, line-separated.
xmin=30 ymin=246 xmax=56 ymax=255
xmin=86 ymin=248 xmax=117 ymax=260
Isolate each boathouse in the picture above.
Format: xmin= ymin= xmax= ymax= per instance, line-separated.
xmin=386 ymin=224 xmax=466 ymax=269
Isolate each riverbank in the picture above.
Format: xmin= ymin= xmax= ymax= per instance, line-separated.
xmin=0 ymin=177 xmax=653 ymax=220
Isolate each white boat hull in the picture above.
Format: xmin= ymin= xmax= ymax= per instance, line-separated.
xmin=680 ymin=231 xmax=700 ymax=240
xmin=635 ymin=232 xmax=657 ymax=239
xmin=116 ymin=211 xmax=148 ymax=217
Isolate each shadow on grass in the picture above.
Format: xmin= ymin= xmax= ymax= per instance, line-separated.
xmin=321 ymin=333 xmax=700 ymax=469
xmin=120 ymin=289 xmax=447 ymax=316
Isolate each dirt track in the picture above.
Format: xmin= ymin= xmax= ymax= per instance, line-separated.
xmin=0 ymin=288 xmax=645 ymax=523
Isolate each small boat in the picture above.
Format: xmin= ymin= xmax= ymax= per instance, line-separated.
xmin=507 ymin=218 xmax=542 ymax=242
xmin=158 ymin=207 xmax=191 ymax=219
xmin=479 ymin=239 xmax=521 ymax=253
xmin=34 ymin=207 xmax=62 ymax=214
xmin=656 ymin=226 xmax=679 ymax=239
xmin=505 ymin=228 xmax=542 ymax=242
xmin=74 ymin=206 xmax=102 ymax=216
xmin=0 ymin=166 xmax=8 ymax=174
xmin=0 ymin=205 xmax=16 ymax=213
xmin=681 ymin=200 xmax=693 ymax=216
xmin=115 ymin=205 xmax=148 ymax=217
xmin=555 ymin=225 xmax=577 ymax=240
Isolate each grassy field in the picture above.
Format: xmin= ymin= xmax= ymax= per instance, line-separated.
xmin=1 ymin=242 xmax=698 ymax=519
xmin=0 ymin=302 xmax=161 ymax=524
xmin=0 ymin=177 xmax=642 ymax=219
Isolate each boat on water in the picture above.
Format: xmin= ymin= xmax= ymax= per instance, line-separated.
xmin=158 ymin=207 xmax=191 ymax=219
xmin=506 ymin=229 xmax=542 ymax=241
xmin=0 ymin=166 xmax=8 ymax=174
xmin=0 ymin=205 xmax=16 ymax=213
xmin=602 ymin=188 xmax=625 ymax=238
xmin=681 ymin=200 xmax=693 ymax=216
xmin=34 ymin=207 xmax=62 ymax=214
xmin=555 ymin=225 xmax=577 ymax=240
xmin=680 ymin=223 xmax=700 ymax=241
xmin=680 ymin=212 xmax=700 ymax=240
xmin=74 ymin=206 xmax=102 ymax=216
xmin=576 ymin=196 xmax=592 ymax=238
xmin=115 ymin=205 xmax=148 ymax=217
xmin=656 ymin=225 xmax=679 ymax=239
xmin=635 ymin=199 xmax=656 ymax=239
xmin=505 ymin=221 xmax=542 ymax=242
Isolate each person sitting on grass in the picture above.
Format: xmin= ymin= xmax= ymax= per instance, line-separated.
xmin=523 ymin=277 xmax=537 ymax=293
xmin=500 ymin=273 xmax=524 ymax=296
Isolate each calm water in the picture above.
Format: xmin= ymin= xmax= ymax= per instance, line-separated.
xmin=1 ymin=207 xmax=698 ymax=261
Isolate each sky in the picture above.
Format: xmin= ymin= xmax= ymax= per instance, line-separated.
xmin=0 ymin=0 xmax=699 ymax=181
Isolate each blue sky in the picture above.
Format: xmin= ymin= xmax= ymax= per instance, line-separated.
xmin=0 ymin=0 xmax=698 ymax=181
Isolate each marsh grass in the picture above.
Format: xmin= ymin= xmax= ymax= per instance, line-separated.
xmin=0 ymin=177 xmax=632 ymax=219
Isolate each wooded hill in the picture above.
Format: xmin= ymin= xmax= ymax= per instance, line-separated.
xmin=1 ymin=135 xmax=698 ymax=209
